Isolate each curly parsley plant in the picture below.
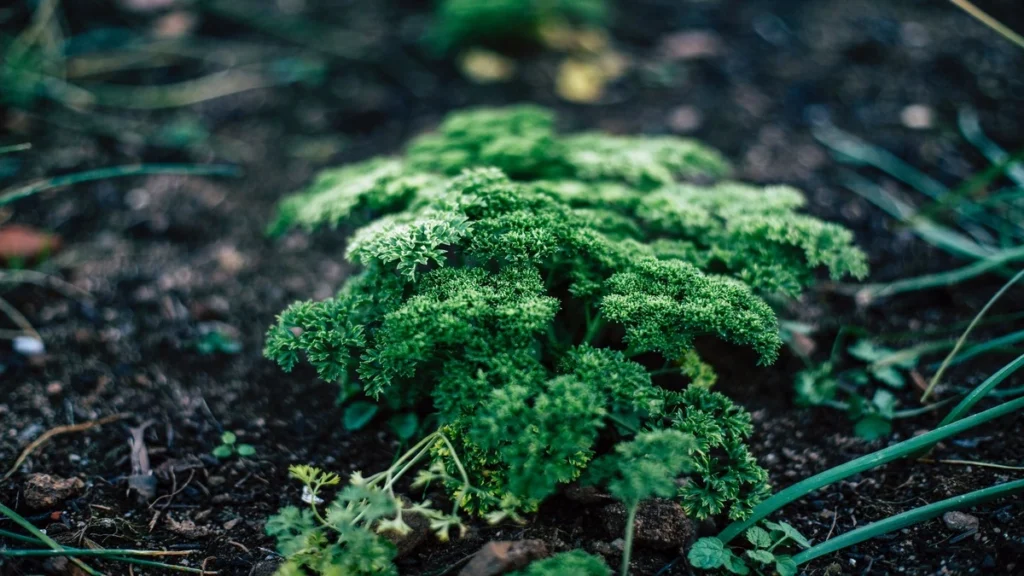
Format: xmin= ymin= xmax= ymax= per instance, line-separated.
xmin=265 ymin=107 xmax=866 ymax=542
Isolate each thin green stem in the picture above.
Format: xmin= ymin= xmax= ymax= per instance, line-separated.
xmin=922 ymin=268 xmax=1024 ymax=401
xmin=0 ymin=549 xmax=191 ymax=558
xmin=0 ymin=143 xmax=31 ymax=155
xmin=583 ymin=311 xmax=605 ymax=346
xmin=854 ymin=245 xmax=1024 ymax=303
xmin=0 ymin=527 xmax=39 ymax=544
xmin=949 ymin=0 xmax=1024 ymax=50
xmin=718 ymin=395 xmax=1024 ymax=543
xmin=105 ymin=555 xmax=217 ymax=574
xmin=793 ymin=478 xmax=1024 ymax=565
xmin=620 ymin=502 xmax=638 ymax=576
xmin=0 ymin=502 xmax=101 ymax=575
xmin=939 ymin=352 xmax=1024 ymax=426
xmin=0 ymin=163 xmax=242 ymax=206
xmin=933 ymin=329 xmax=1024 ymax=369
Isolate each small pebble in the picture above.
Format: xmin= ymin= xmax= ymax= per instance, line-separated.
xmin=13 ymin=336 xmax=45 ymax=356
xmin=668 ymin=106 xmax=703 ymax=133
xmin=900 ymin=104 xmax=933 ymax=129
xmin=943 ymin=511 xmax=979 ymax=532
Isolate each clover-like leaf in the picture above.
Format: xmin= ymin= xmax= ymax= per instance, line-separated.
xmin=688 ymin=537 xmax=728 ymax=569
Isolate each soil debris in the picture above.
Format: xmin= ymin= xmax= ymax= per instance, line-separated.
xmin=598 ymin=498 xmax=694 ymax=551
xmin=22 ymin=473 xmax=84 ymax=509
xmin=459 ymin=540 xmax=550 ymax=576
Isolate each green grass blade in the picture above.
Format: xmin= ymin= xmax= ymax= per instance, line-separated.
xmin=839 ymin=171 xmax=995 ymax=260
xmin=0 ymin=502 xmax=102 ymax=576
xmin=0 ymin=163 xmax=242 ymax=206
xmin=936 ymin=329 xmax=1024 ymax=368
xmin=0 ymin=143 xmax=31 ymax=155
xmin=718 ymin=395 xmax=1024 ymax=543
xmin=793 ymin=478 xmax=1024 ymax=565
xmin=939 ymin=353 xmax=1024 ymax=427
xmin=854 ymin=245 xmax=1024 ymax=303
xmin=922 ymin=267 xmax=1024 ymax=401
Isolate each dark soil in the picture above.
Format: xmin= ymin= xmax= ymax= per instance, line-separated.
xmin=2 ymin=1 xmax=1023 ymax=574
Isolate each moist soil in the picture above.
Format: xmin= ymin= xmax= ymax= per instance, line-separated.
xmin=2 ymin=0 xmax=1023 ymax=574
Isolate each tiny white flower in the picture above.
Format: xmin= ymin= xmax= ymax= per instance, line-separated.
xmin=13 ymin=336 xmax=44 ymax=356
xmin=301 ymin=485 xmax=323 ymax=505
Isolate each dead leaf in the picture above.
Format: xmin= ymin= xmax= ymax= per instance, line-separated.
xmin=556 ymin=58 xmax=605 ymax=103
xmin=0 ymin=225 xmax=61 ymax=263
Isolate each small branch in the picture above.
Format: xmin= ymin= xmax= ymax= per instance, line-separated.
xmin=3 ymin=413 xmax=132 ymax=480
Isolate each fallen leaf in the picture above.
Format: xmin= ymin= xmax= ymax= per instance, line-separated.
xmin=459 ymin=49 xmax=516 ymax=84
xmin=556 ymin=58 xmax=606 ymax=103
xmin=0 ymin=225 xmax=61 ymax=263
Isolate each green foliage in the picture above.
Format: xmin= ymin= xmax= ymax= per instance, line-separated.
xmin=689 ymin=520 xmax=809 ymax=576
xmin=661 ymin=388 xmax=772 ymax=521
xmin=212 ymin=431 xmax=255 ymax=459
xmin=265 ymin=106 xmax=866 ymax=538
xmin=269 ymin=437 xmax=520 ymax=575
xmin=510 ymin=550 xmax=612 ymax=576
xmin=428 ymin=0 xmax=608 ymax=54
xmin=587 ymin=429 xmax=695 ymax=506
xmin=794 ymin=335 xmax=924 ymax=439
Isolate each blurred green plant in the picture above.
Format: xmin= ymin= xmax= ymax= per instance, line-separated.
xmin=212 ymin=431 xmax=255 ymax=459
xmin=428 ymin=0 xmax=608 ymax=54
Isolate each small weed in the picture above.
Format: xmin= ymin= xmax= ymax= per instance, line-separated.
xmin=212 ymin=431 xmax=255 ymax=459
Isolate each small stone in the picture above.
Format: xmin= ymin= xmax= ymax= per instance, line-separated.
xmin=459 ymin=540 xmax=549 ymax=576
xmin=660 ymin=30 xmax=723 ymax=60
xmin=668 ymin=106 xmax=703 ymax=133
xmin=23 ymin=474 xmax=85 ymax=509
xmin=943 ymin=511 xmax=979 ymax=532
xmin=13 ymin=336 xmax=45 ymax=356
xmin=900 ymin=104 xmax=933 ymax=129
xmin=45 ymin=381 xmax=63 ymax=395
xmin=598 ymin=498 xmax=695 ymax=551
xmin=215 ymin=245 xmax=246 ymax=274
xmin=223 ymin=517 xmax=243 ymax=531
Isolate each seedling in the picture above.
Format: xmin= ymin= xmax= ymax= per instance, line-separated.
xmin=266 ymin=432 xmax=522 ymax=575
xmin=689 ymin=520 xmax=809 ymax=576
xmin=212 ymin=431 xmax=255 ymax=459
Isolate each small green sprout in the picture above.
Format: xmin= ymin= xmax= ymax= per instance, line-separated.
xmin=212 ymin=431 xmax=256 ymax=459
xmin=267 ymin=432 xmax=522 ymax=575
xmin=689 ymin=520 xmax=810 ymax=576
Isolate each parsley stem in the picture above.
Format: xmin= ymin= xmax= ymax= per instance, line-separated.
xmin=620 ymin=502 xmax=638 ymax=576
